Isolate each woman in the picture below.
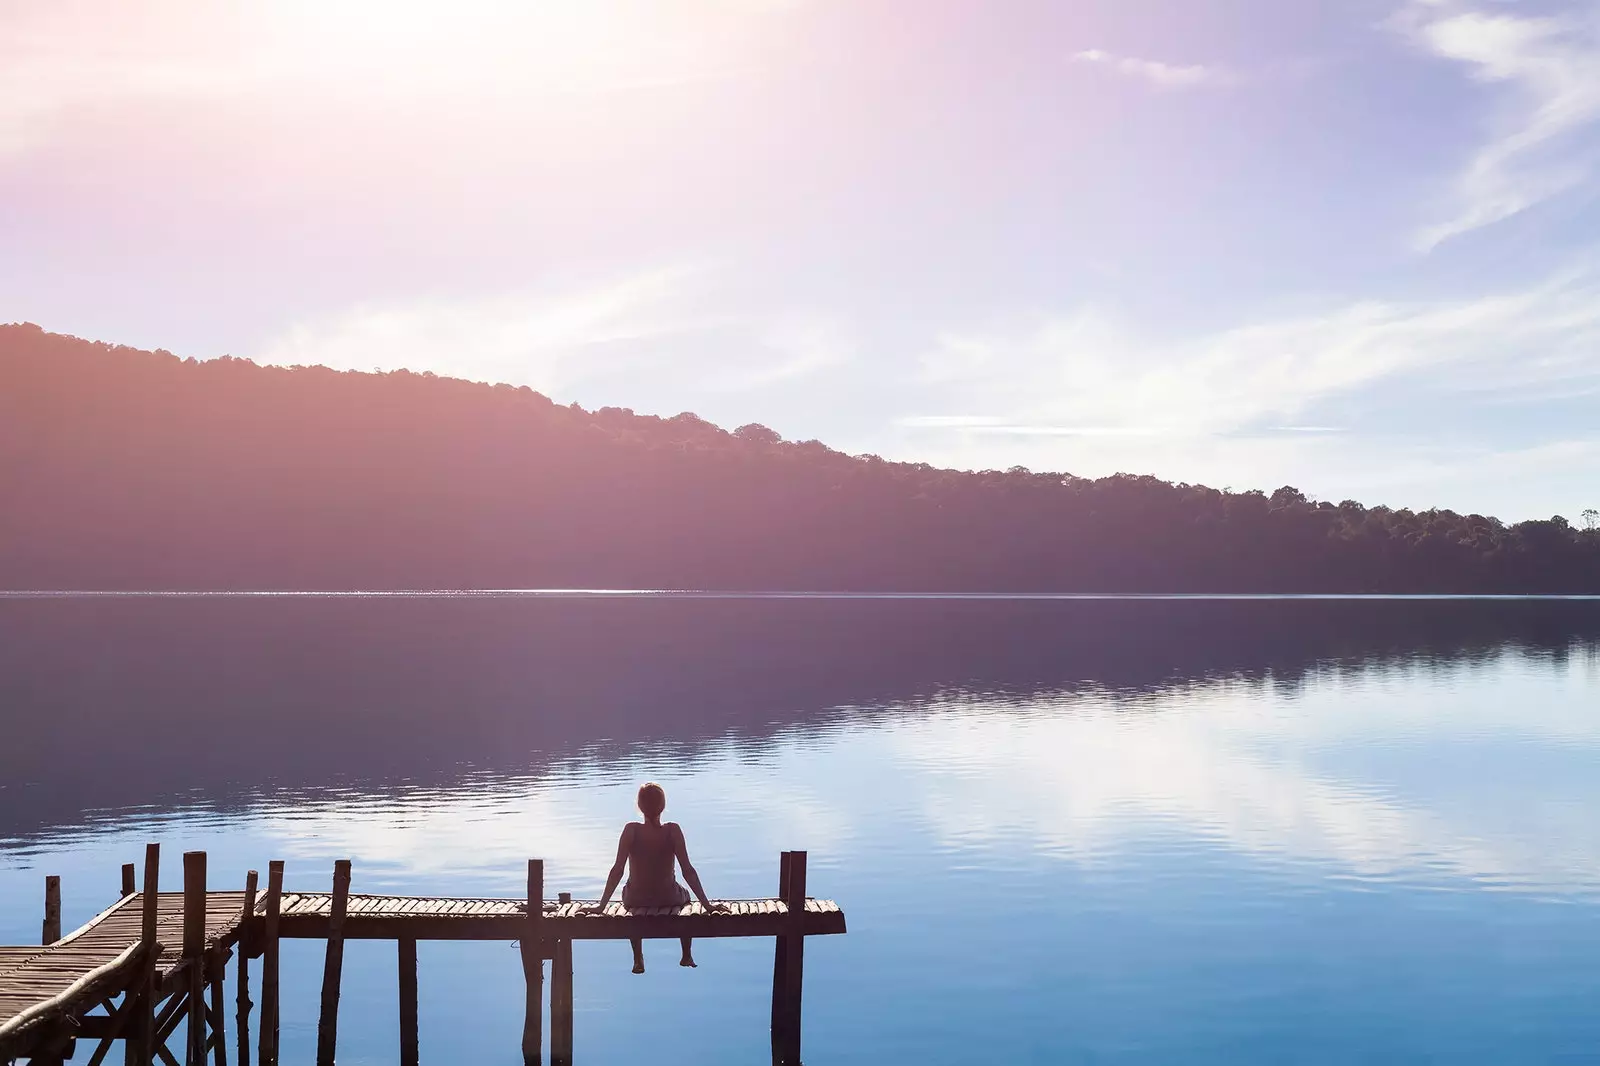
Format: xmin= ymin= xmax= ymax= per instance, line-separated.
xmin=590 ymin=781 xmax=726 ymax=972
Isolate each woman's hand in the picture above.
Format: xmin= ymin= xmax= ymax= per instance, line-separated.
xmin=579 ymin=902 xmax=609 ymax=916
xmin=705 ymin=901 xmax=731 ymax=914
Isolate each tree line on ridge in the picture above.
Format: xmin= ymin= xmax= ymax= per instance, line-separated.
xmin=3 ymin=322 xmax=1597 ymax=592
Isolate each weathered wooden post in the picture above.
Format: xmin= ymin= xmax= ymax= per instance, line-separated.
xmin=258 ymin=861 xmax=284 ymax=1066
xmin=398 ymin=937 xmax=419 ymax=1066
xmin=769 ymin=852 xmax=791 ymax=1064
xmin=770 ymin=851 xmax=807 ymax=1066
xmin=122 ymin=864 xmax=138 ymax=898
xmin=128 ymin=843 xmax=160 ymax=1066
xmin=520 ymin=860 xmax=544 ymax=1066
xmin=209 ymin=961 xmax=229 ymax=1066
xmin=551 ymin=892 xmax=573 ymax=1066
xmin=183 ymin=851 xmax=208 ymax=1066
xmin=42 ymin=874 xmax=62 ymax=944
xmin=315 ymin=859 xmax=352 ymax=1066
xmin=237 ymin=870 xmax=258 ymax=1066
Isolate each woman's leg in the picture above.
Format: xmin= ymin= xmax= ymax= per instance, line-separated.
xmin=630 ymin=938 xmax=645 ymax=974
xmin=679 ymin=937 xmax=696 ymax=967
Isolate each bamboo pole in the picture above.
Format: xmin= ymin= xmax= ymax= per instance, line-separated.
xmin=236 ymin=871 xmax=258 ymax=1066
xmin=315 ymin=860 xmax=352 ymax=1066
xmin=258 ymin=862 xmax=283 ymax=1066
xmin=551 ymin=892 xmax=572 ymax=1066
xmin=182 ymin=852 xmax=207 ymax=1066
xmin=520 ymin=860 xmax=544 ymax=1066
xmin=398 ymin=938 xmax=418 ymax=1066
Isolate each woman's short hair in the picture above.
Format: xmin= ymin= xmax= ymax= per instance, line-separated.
xmin=637 ymin=782 xmax=667 ymax=817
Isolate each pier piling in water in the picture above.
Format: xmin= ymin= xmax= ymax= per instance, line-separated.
xmin=552 ymin=892 xmax=574 ymax=1066
xmin=42 ymin=875 xmax=62 ymax=946
xmin=258 ymin=860 xmax=284 ymax=1066
xmin=182 ymin=850 xmax=207 ymax=1066
xmin=315 ymin=859 xmax=352 ymax=1066
xmin=521 ymin=859 xmax=544 ymax=1066
xmin=0 ymin=847 xmax=844 ymax=1065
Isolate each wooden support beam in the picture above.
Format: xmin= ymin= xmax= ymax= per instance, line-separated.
xmin=183 ymin=852 xmax=208 ymax=1066
xmin=551 ymin=893 xmax=573 ymax=1066
xmin=398 ymin=938 xmax=419 ymax=1066
xmin=237 ymin=870 xmax=258 ymax=1066
xmin=83 ymin=985 xmax=143 ymax=1066
xmin=155 ymin=991 xmax=190 ymax=1048
xmin=259 ymin=861 xmax=284 ymax=1066
xmin=43 ymin=874 xmax=62 ymax=944
xmin=315 ymin=859 xmax=352 ymax=1066
xmin=123 ymin=864 xmax=138 ymax=898
xmin=520 ymin=859 xmax=544 ymax=1066
xmin=769 ymin=851 xmax=792 ymax=1065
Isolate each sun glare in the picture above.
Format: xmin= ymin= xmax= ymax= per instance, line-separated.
xmin=250 ymin=0 xmax=704 ymax=94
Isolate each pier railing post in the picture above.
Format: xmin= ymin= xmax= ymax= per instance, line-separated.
xmin=183 ymin=851 xmax=208 ymax=1066
xmin=43 ymin=874 xmax=62 ymax=945
xmin=258 ymin=861 xmax=284 ymax=1066
xmin=398 ymin=937 xmax=419 ymax=1066
xmin=237 ymin=870 xmax=259 ymax=1066
xmin=128 ymin=843 xmax=160 ymax=1066
xmin=520 ymin=859 xmax=544 ymax=1066
xmin=551 ymin=892 xmax=573 ymax=1066
xmin=123 ymin=863 xmax=138 ymax=898
xmin=315 ymin=859 xmax=352 ymax=1066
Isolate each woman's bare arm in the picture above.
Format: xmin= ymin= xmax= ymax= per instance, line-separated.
xmin=669 ymin=823 xmax=723 ymax=910
xmin=593 ymin=824 xmax=634 ymax=910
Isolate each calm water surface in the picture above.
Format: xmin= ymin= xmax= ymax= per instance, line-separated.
xmin=2 ymin=596 xmax=1599 ymax=1064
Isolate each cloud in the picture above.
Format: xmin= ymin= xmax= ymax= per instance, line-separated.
xmin=1397 ymin=1 xmax=1600 ymax=247
xmin=1071 ymin=48 xmax=1232 ymax=89
xmin=252 ymin=266 xmax=713 ymax=395
xmin=911 ymin=270 xmax=1600 ymax=440
xmin=251 ymin=267 xmax=850 ymax=402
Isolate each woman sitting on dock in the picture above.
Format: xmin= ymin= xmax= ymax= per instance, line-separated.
xmin=589 ymin=781 xmax=725 ymax=972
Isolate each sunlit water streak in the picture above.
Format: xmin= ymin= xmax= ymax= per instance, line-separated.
xmin=2 ymin=598 xmax=1599 ymax=1063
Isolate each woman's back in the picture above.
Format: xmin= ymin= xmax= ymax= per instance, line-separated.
xmin=621 ymin=820 xmax=690 ymax=908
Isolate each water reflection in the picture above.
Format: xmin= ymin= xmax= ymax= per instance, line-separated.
xmin=3 ymin=596 xmax=1598 ymax=845
xmin=4 ymin=598 xmax=1600 ymax=1063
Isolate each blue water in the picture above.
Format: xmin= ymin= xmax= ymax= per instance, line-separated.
xmin=2 ymin=596 xmax=1598 ymax=1063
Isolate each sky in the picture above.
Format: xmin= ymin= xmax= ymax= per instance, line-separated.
xmin=3 ymin=0 xmax=1600 ymax=522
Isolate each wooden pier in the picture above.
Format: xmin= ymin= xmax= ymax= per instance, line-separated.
xmin=0 ymin=846 xmax=843 ymax=1065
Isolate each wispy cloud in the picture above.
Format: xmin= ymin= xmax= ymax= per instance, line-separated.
xmin=1071 ymin=48 xmax=1232 ymax=89
xmin=252 ymin=266 xmax=715 ymax=394
xmin=1397 ymin=0 xmax=1600 ymax=248
xmin=913 ymin=270 xmax=1600 ymax=440
xmin=252 ymin=266 xmax=849 ymax=402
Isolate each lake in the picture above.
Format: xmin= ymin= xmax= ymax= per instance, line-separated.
xmin=3 ymin=594 xmax=1599 ymax=1064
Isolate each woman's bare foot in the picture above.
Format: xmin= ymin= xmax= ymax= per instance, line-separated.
xmin=679 ymin=953 xmax=697 ymax=968
xmin=632 ymin=959 xmax=645 ymax=974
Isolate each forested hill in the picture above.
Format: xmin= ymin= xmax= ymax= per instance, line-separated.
xmin=3 ymin=322 xmax=1598 ymax=592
